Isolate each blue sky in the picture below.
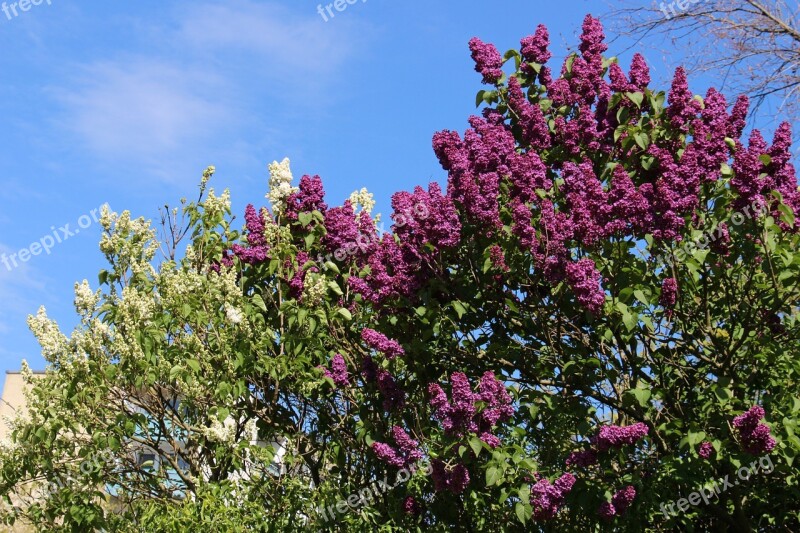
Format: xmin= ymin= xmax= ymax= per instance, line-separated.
xmin=0 ymin=0 xmax=788 ymax=382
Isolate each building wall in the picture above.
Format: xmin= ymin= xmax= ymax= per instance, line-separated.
xmin=0 ymin=371 xmax=44 ymax=442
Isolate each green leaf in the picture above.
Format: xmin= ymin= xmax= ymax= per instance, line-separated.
xmin=515 ymin=502 xmax=532 ymax=524
xmin=626 ymin=91 xmax=644 ymax=108
xmin=452 ymin=301 xmax=467 ymax=319
xmin=469 ymin=436 xmax=484 ymax=458
xmin=251 ymin=294 xmax=267 ymax=312
xmin=298 ymin=212 xmax=313 ymax=227
xmin=778 ymin=202 xmax=796 ymax=227
xmin=337 ymin=308 xmax=352 ymax=321
xmin=486 ymin=466 xmax=502 ymax=487
xmin=633 ymin=290 xmax=649 ymax=305
xmin=688 ymin=431 xmax=706 ymax=447
xmin=327 ymin=280 xmax=344 ymax=296
xmin=714 ymin=387 xmax=733 ymax=403
xmin=634 ymin=132 xmax=649 ymax=150
xmin=632 ymin=386 xmax=651 ymax=408
xmin=187 ymin=359 xmax=201 ymax=373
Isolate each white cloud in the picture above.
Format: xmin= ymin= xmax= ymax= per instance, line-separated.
xmin=53 ymin=60 xmax=231 ymax=163
xmin=175 ymin=0 xmax=360 ymax=75
xmin=48 ymin=0 xmax=369 ymax=182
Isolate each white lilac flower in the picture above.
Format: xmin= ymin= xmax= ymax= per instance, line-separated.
xmin=267 ymin=158 xmax=298 ymax=215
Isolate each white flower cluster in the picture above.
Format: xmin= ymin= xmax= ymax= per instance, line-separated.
xmin=204 ymin=188 xmax=231 ymax=216
xmin=349 ymin=187 xmax=376 ymax=215
xmin=99 ymin=207 xmax=158 ymax=278
xmin=117 ymin=286 xmax=157 ymax=328
xmin=158 ymin=268 xmax=206 ymax=310
xmin=202 ymin=416 xmax=238 ymax=444
xmin=27 ymin=307 xmax=69 ymax=362
xmin=266 ymin=158 xmax=298 ymax=216
xmin=201 ymin=165 xmax=216 ymax=188
xmin=302 ymin=273 xmax=328 ymax=305
xmin=224 ymin=303 xmax=243 ymax=325
xmin=74 ymin=280 xmax=100 ymax=323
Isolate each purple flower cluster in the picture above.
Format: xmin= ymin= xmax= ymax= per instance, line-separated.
xmin=698 ymin=441 xmax=714 ymax=459
xmin=323 ymin=201 xmax=378 ymax=264
xmin=287 ymin=251 xmax=315 ymax=299
xmin=362 ymin=356 xmax=406 ymax=411
xmin=599 ymin=486 xmax=637 ymax=519
xmin=660 ymin=278 xmax=678 ymax=309
xmin=431 ymin=460 xmax=470 ymax=494
xmin=593 ymin=422 xmax=649 ymax=452
xmin=372 ymin=426 xmax=423 ymax=469
xmin=733 ymin=406 xmax=776 ymax=455
xmin=731 ymin=122 xmax=800 ymax=227
xmin=468 ymin=37 xmax=504 ymax=84
xmin=520 ymin=24 xmax=551 ymax=67
xmin=530 ymin=473 xmax=575 ymax=521
xmin=565 ymin=449 xmax=598 ymax=468
xmin=283 ymin=175 xmax=328 ymax=223
xmin=565 ymin=258 xmax=606 ymax=315
xmin=322 ymin=354 xmax=349 ymax=388
xmin=348 ymin=183 xmax=460 ymax=306
xmin=361 ymin=328 xmax=405 ymax=359
xmin=488 ymin=245 xmax=509 ymax=272
xmin=402 ymin=496 xmax=422 ymax=516
xmin=609 ymin=54 xmax=649 ymax=93
xmin=428 ymin=371 xmax=514 ymax=447
xmin=231 ymin=204 xmax=270 ymax=264
xmin=507 ymin=77 xmax=551 ymax=151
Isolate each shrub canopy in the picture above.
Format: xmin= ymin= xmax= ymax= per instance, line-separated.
xmin=1 ymin=14 xmax=799 ymax=532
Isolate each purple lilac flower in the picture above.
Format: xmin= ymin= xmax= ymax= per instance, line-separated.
xmin=323 ymin=354 xmax=349 ymax=388
xmin=372 ymin=427 xmax=422 ymax=469
xmin=469 ymin=37 xmax=504 ymax=84
xmin=565 ymin=258 xmax=606 ymax=315
xmin=598 ymin=501 xmax=616 ymax=520
xmin=733 ymin=406 xmax=777 ymax=454
xmin=660 ymin=278 xmax=678 ymax=308
xmin=284 ymin=175 xmax=327 ymax=222
xmin=488 ymin=245 xmax=509 ymax=272
xmin=431 ymin=460 xmax=471 ymax=494
xmin=361 ymin=356 xmax=405 ymax=411
xmin=566 ymin=449 xmax=598 ymax=468
xmin=628 ymin=53 xmax=650 ymax=89
xmin=530 ymin=473 xmax=575 ymax=521
xmin=231 ymin=204 xmax=270 ymax=264
xmin=429 ymin=371 xmax=514 ymax=439
xmin=361 ymin=328 xmax=405 ymax=359
xmin=698 ymin=441 xmax=714 ymax=459
xmin=593 ymin=422 xmax=649 ymax=452
xmin=403 ymin=496 xmax=422 ymax=516
xmin=520 ymin=24 xmax=551 ymax=66
xmin=611 ymin=486 xmax=636 ymax=515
